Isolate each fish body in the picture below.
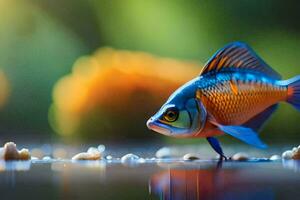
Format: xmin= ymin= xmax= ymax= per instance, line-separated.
xmin=195 ymin=71 xmax=286 ymax=137
xmin=147 ymin=42 xmax=300 ymax=158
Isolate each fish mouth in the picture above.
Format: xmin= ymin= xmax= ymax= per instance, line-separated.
xmin=147 ymin=118 xmax=172 ymax=135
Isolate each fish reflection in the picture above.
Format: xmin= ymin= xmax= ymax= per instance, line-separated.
xmin=149 ymin=162 xmax=273 ymax=200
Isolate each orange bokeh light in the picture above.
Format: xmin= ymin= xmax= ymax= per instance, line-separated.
xmin=50 ymin=48 xmax=201 ymax=138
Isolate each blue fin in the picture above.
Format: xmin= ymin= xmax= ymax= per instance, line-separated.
xmin=217 ymin=125 xmax=267 ymax=149
xmin=278 ymin=75 xmax=300 ymax=111
xmin=207 ymin=137 xmax=226 ymax=159
xmin=200 ymin=42 xmax=281 ymax=80
xmin=244 ymin=104 xmax=278 ymax=132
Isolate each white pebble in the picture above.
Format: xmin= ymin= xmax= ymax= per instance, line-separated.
xmin=121 ymin=153 xmax=139 ymax=163
xmin=97 ymin=145 xmax=105 ymax=153
xmin=282 ymin=146 xmax=300 ymax=160
xmin=155 ymin=147 xmax=171 ymax=158
xmin=269 ymin=155 xmax=281 ymax=161
xmin=0 ymin=142 xmax=31 ymax=160
xmin=231 ymin=152 xmax=249 ymax=161
xmin=138 ymin=158 xmax=146 ymax=163
xmin=42 ymin=156 xmax=52 ymax=160
xmin=282 ymin=150 xmax=293 ymax=159
xmin=87 ymin=147 xmax=100 ymax=154
xmin=105 ymin=155 xmax=113 ymax=160
xmin=183 ymin=153 xmax=200 ymax=161
xmin=72 ymin=147 xmax=101 ymax=160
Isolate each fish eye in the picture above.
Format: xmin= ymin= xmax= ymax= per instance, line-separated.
xmin=163 ymin=108 xmax=179 ymax=122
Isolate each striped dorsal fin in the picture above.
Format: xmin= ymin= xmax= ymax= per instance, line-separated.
xmin=199 ymin=42 xmax=281 ymax=80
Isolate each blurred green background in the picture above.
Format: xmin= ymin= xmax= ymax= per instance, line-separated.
xmin=0 ymin=0 xmax=299 ymax=143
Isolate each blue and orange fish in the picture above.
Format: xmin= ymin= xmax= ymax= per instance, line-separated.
xmin=147 ymin=42 xmax=300 ymax=159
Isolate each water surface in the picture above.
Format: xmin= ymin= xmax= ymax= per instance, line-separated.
xmin=0 ymin=158 xmax=299 ymax=200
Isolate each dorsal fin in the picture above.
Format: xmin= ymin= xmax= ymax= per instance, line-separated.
xmin=200 ymin=42 xmax=281 ymax=80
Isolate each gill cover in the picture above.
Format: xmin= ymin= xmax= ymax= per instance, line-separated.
xmin=185 ymin=98 xmax=207 ymax=136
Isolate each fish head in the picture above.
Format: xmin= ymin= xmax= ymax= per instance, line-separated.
xmin=147 ymin=84 xmax=207 ymax=137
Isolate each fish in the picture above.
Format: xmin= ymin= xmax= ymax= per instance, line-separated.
xmin=147 ymin=42 xmax=300 ymax=159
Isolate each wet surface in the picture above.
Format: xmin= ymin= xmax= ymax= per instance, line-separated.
xmin=0 ymin=158 xmax=299 ymax=200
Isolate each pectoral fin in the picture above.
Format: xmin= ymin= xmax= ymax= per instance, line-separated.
xmin=217 ymin=124 xmax=267 ymax=149
xmin=207 ymin=137 xmax=227 ymax=160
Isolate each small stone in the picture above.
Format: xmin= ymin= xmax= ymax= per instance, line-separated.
xmin=282 ymin=146 xmax=300 ymax=160
xmin=270 ymin=155 xmax=281 ymax=161
xmin=292 ymin=153 xmax=300 ymax=160
xmin=138 ymin=158 xmax=146 ymax=163
xmin=292 ymin=154 xmax=300 ymax=160
xmin=87 ymin=147 xmax=100 ymax=155
xmin=282 ymin=150 xmax=293 ymax=159
xmin=292 ymin=149 xmax=300 ymax=160
xmin=121 ymin=153 xmax=139 ymax=163
xmin=4 ymin=142 xmax=20 ymax=160
xmin=155 ymin=147 xmax=171 ymax=158
xmin=72 ymin=153 xmax=88 ymax=160
xmin=231 ymin=152 xmax=249 ymax=161
xmin=0 ymin=142 xmax=31 ymax=160
xmin=97 ymin=145 xmax=105 ymax=153
xmin=18 ymin=148 xmax=31 ymax=160
xmin=183 ymin=153 xmax=200 ymax=161
xmin=105 ymin=155 xmax=113 ymax=160
xmin=72 ymin=146 xmax=102 ymax=160
xmin=42 ymin=156 xmax=52 ymax=160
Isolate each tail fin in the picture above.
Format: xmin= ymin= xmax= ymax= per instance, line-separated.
xmin=283 ymin=75 xmax=300 ymax=111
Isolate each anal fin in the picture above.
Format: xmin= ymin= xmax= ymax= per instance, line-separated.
xmin=243 ymin=104 xmax=278 ymax=132
xmin=217 ymin=124 xmax=267 ymax=149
